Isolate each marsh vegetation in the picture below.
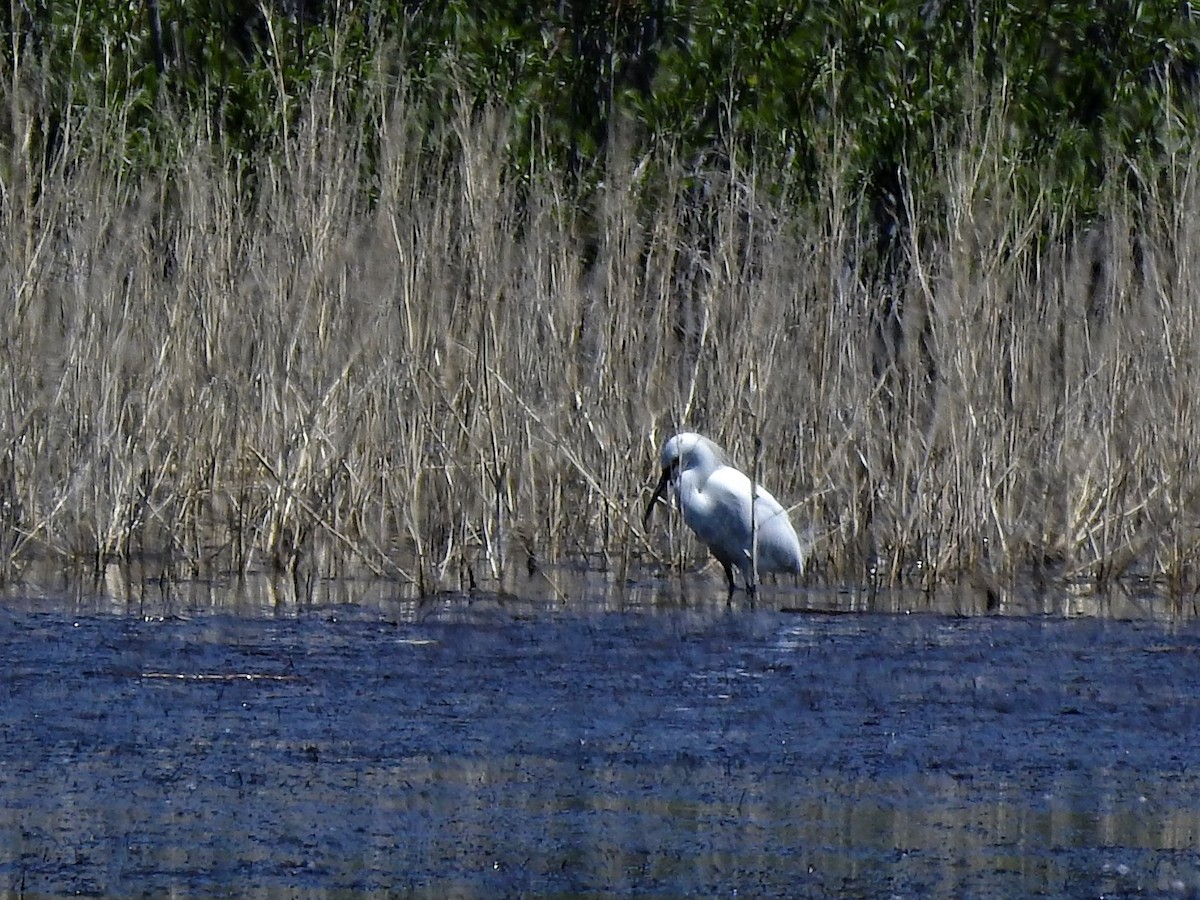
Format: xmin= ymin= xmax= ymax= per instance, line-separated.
xmin=2 ymin=2 xmax=1199 ymax=599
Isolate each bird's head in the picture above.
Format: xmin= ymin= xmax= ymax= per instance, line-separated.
xmin=643 ymin=432 xmax=727 ymax=527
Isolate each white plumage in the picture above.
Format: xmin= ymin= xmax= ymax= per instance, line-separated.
xmin=644 ymin=432 xmax=805 ymax=595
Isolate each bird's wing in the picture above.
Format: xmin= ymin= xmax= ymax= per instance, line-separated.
xmin=679 ymin=465 xmax=754 ymax=558
xmin=679 ymin=464 xmax=804 ymax=575
xmin=752 ymin=487 xmax=804 ymax=573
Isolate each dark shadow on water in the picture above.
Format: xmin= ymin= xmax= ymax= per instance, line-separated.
xmin=1 ymin=563 xmax=1200 ymax=896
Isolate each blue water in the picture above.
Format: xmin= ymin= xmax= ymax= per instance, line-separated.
xmin=1 ymin=590 xmax=1199 ymax=897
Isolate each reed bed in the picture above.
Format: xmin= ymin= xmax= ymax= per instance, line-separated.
xmin=2 ymin=63 xmax=1198 ymax=599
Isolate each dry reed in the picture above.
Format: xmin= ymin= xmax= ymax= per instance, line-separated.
xmin=2 ymin=58 xmax=1198 ymax=600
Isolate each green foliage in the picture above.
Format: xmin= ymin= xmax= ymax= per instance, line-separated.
xmin=6 ymin=1 xmax=1199 ymax=219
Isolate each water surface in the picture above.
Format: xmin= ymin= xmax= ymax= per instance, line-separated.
xmin=1 ymin=571 xmax=1199 ymax=897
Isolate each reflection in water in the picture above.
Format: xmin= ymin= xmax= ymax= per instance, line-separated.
xmin=3 ymin=557 xmax=1195 ymax=621
xmin=1 ymin=566 xmax=1199 ymax=895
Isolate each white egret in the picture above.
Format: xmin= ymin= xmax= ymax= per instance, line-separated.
xmin=644 ymin=432 xmax=805 ymax=596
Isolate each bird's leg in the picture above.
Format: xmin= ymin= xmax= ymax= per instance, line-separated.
xmin=721 ymin=561 xmax=736 ymax=600
xmin=742 ymin=558 xmax=758 ymax=602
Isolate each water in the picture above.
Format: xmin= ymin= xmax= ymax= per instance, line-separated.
xmin=1 ymin=571 xmax=1199 ymax=897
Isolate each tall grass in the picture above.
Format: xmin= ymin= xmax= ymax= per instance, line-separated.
xmin=2 ymin=55 xmax=1198 ymax=598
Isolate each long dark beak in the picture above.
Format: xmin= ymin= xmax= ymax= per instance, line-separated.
xmin=643 ymin=467 xmax=671 ymax=528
